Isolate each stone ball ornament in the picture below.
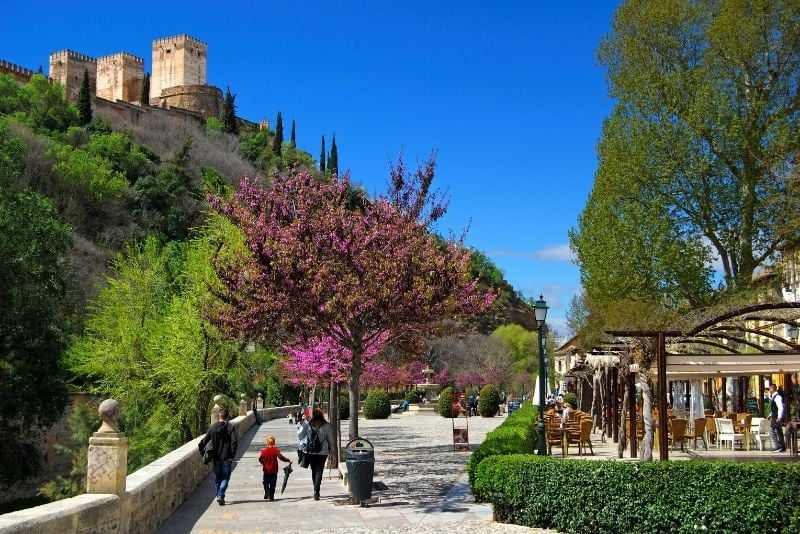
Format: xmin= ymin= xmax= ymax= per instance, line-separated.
xmin=98 ymin=398 xmax=121 ymax=433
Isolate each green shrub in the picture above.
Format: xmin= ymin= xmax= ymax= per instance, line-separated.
xmin=438 ymin=387 xmax=455 ymax=418
xmin=467 ymin=402 xmax=535 ymax=493
xmin=474 ymin=454 xmax=800 ymax=533
xmin=562 ymin=392 xmax=577 ymax=409
xmin=362 ymin=390 xmax=390 ymax=419
xmin=478 ymin=384 xmax=501 ymax=417
xmin=338 ymin=392 xmax=350 ymax=420
xmin=404 ymin=389 xmax=425 ymax=403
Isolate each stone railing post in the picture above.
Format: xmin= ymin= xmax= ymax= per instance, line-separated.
xmin=211 ymin=394 xmax=223 ymax=425
xmin=239 ymin=394 xmax=248 ymax=417
xmin=257 ymin=392 xmax=264 ymax=410
xmin=87 ymin=399 xmax=127 ymax=496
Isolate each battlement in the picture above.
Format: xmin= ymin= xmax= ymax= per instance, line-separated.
xmin=97 ymin=52 xmax=144 ymax=64
xmin=152 ymin=34 xmax=206 ymax=48
xmin=49 ymin=50 xmax=97 ymax=63
xmin=0 ymin=59 xmax=35 ymax=77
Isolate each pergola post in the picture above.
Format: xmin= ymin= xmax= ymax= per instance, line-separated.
xmin=721 ymin=377 xmax=728 ymax=412
xmin=657 ymin=332 xmax=668 ymax=460
xmin=758 ymin=375 xmax=765 ymax=416
xmin=612 ymin=366 xmax=619 ymax=444
xmin=628 ymin=367 xmax=637 ymax=459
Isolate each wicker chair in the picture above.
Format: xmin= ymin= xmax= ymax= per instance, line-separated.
xmin=668 ymin=418 xmax=688 ymax=451
xmin=685 ymin=417 xmax=707 ymax=450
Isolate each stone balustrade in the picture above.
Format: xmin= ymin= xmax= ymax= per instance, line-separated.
xmin=0 ymin=402 xmax=299 ymax=534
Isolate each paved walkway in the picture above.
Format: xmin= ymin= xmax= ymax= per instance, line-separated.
xmin=159 ymin=412 xmax=549 ymax=533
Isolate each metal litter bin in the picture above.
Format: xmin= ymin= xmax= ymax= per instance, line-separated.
xmin=344 ymin=437 xmax=375 ymax=504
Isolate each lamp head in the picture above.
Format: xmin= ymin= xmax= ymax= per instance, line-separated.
xmin=533 ymin=295 xmax=548 ymax=327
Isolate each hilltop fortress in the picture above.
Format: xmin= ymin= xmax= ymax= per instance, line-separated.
xmin=47 ymin=34 xmax=222 ymax=119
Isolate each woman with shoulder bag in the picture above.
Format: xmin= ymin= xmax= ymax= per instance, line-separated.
xmin=298 ymin=407 xmax=332 ymax=500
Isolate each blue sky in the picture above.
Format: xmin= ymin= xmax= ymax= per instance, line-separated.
xmin=1 ymin=1 xmax=619 ymax=336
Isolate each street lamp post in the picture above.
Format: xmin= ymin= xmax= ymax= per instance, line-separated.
xmin=534 ymin=295 xmax=549 ymax=456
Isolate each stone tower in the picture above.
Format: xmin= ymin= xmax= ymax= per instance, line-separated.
xmin=49 ymin=50 xmax=97 ymax=102
xmin=150 ymin=34 xmax=207 ymax=104
xmin=96 ymin=53 xmax=144 ymax=103
xmin=149 ymin=34 xmax=222 ymax=118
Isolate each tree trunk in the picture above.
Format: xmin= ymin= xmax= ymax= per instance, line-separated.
xmin=348 ymin=348 xmax=363 ymax=440
xmin=329 ymin=381 xmax=340 ymax=467
xmin=618 ymin=386 xmax=628 ymax=459
xmin=639 ymin=375 xmax=654 ymax=461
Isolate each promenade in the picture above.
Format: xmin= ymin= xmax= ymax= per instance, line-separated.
xmin=159 ymin=411 xmax=547 ymax=533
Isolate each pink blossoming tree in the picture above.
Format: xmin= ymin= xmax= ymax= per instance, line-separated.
xmin=210 ymin=165 xmax=493 ymax=439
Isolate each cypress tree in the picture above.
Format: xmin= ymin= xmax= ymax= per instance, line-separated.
xmin=139 ymin=73 xmax=150 ymax=106
xmin=320 ymin=135 xmax=326 ymax=173
xmin=222 ymin=86 xmax=238 ymax=134
xmin=273 ymin=111 xmax=283 ymax=155
xmin=290 ymin=119 xmax=296 ymax=147
xmin=77 ymin=68 xmax=92 ymax=125
xmin=328 ymin=134 xmax=338 ymax=177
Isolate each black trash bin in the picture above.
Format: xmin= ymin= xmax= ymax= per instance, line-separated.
xmin=344 ymin=437 xmax=375 ymax=504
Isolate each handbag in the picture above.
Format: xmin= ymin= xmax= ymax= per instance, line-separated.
xmin=299 ymin=449 xmax=309 ymax=468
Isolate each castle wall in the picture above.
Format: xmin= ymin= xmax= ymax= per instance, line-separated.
xmin=0 ymin=59 xmax=35 ymax=84
xmin=49 ymin=50 xmax=96 ymax=102
xmin=150 ymin=34 xmax=207 ymax=105
xmin=96 ymin=53 xmax=144 ymax=103
xmin=155 ymin=84 xmax=222 ymax=119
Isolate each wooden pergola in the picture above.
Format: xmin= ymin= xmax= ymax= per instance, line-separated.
xmin=608 ymin=302 xmax=800 ymax=460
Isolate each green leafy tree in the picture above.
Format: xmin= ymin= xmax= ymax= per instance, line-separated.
xmin=0 ymin=139 xmax=71 ymax=484
xmin=222 ymin=87 xmax=238 ymax=135
xmin=77 ymin=68 xmax=91 ymax=125
xmin=574 ymin=0 xmax=800 ymax=304
xmin=139 ymin=73 xmax=150 ymax=106
xmin=22 ymin=74 xmax=78 ymax=132
xmin=319 ymin=135 xmax=326 ymax=173
xmin=328 ymin=134 xmax=338 ymax=176
xmin=67 ymin=220 xmax=264 ymax=468
xmin=273 ymin=111 xmax=283 ymax=156
xmin=50 ymin=142 xmax=128 ymax=200
xmin=86 ymin=131 xmax=150 ymax=184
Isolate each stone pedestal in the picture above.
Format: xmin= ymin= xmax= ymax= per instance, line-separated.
xmin=87 ymin=432 xmax=128 ymax=495
xmin=211 ymin=394 xmax=223 ymax=425
xmin=239 ymin=394 xmax=248 ymax=417
xmin=257 ymin=393 xmax=264 ymax=410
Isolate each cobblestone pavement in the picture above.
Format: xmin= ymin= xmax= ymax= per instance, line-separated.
xmin=159 ymin=411 xmax=556 ymax=533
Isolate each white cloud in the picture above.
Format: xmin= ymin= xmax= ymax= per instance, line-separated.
xmin=489 ymin=243 xmax=575 ymax=263
xmin=534 ymin=244 xmax=575 ymax=263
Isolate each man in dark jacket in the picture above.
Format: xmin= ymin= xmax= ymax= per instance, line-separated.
xmin=199 ymin=408 xmax=238 ymax=505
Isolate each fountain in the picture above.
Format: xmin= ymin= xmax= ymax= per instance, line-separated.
xmin=412 ymin=366 xmax=440 ymax=414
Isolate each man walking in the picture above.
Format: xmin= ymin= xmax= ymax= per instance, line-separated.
xmin=768 ymin=383 xmax=786 ymax=453
xmin=199 ymin=407 xmax=238 ymax=505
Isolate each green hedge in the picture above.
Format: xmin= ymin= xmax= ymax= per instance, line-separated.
xmin=467 ymin=401 xmax=536 ymax=493
xmin=362 ymin=390 xmax=390 ymax=419
xmin=474 ymin=455 xmax=800 ymax=533
xmin=404 ymin=389 xmax=425 ymax=403
xmin=438 ymin=387 xmax=455 ymax=418
xmin=478 ymin=384 xmax=500 ymax=417
xmin=562 ymin=392 xmax=577 ymax=409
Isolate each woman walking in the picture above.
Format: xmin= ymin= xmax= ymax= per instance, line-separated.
xmin=298 ymin=407 xmax=333 ymax=500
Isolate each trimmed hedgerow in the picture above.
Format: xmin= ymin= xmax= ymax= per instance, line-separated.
xmin=362 ymin=390 xmax=390 ymax=419
xmin=467 ymin=401 xmax=536 ymax=492
xmin=438 ymin=387 xmax=455 ymax=418
xmin=478 ymin=384 xmax=501 ymax=417
xmin=474 ymin=454 xmax=800 ymax=533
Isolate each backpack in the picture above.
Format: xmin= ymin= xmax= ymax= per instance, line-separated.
xmin=308 ymin=427 xmax=322 ymax=454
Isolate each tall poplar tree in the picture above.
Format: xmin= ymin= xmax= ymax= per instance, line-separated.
xmin=572 ymin=0 xmax=800 ymax=304
xmin=139 ymin=73 xmax=150 ymax=106
xmin=328 ymin=134 xmax=338 ymax=177
xmin=319 ymin=135 xmax=326 ymax=173
xmin=77 ymin=68 xmax=92 ymax=125
xmin=290 ymin=119 xmax=296 ymax=147
xmin=273 ymin=111 xmax=283 ymax=156
xmin=222 ymin=87 xmax=238 ymax=135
